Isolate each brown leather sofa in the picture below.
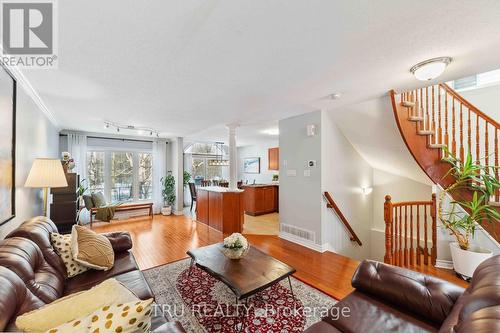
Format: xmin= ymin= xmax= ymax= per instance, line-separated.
xmin=304 ymin=256 xmax=500 ymax=333
xmin=0 ymin=216 xmax=185 ymax=332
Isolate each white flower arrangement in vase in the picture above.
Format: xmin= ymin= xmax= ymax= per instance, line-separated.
xmin=220 ymin=233 xmax=249 ymax=259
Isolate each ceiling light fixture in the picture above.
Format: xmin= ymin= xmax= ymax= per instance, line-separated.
xmin=330 ymin=93 xmax=341 ymax=100
xmin=104 ymin=121 xmax=160 ymax=137
xmin=262 ymin=128 xmax=279 ymax=136
xmin=410 ymin=57 xmax=452 ymax=81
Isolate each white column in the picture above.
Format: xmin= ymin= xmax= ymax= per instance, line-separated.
xmin=171 ymin=137 xmax=184 ymax=215
xmin=227 ymin=124 xmax=238 ymax=190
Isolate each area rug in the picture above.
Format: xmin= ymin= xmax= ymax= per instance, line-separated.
xmin=143 ymin=258 xmax=336 ymax=332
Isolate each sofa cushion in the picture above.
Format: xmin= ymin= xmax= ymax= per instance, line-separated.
xmin=15 ymin=278 xmax=138 ymax=333
xmin=0 ymin=266 xmax=45 ymax=331
xmin=303 ymin=320 xmax=342 ymax=333
xmin=64 ymin=251 xmax=138 ymax=293
xmin=71 ymin=225 xmax=115 ymax=270
xmin=5 ymin=216 xmax=67 ymax=277
xmin=352 ymin=260 xmax=464 ymax=325
xmin=0 ymin=237 xmax=64 ymax=304
xmin=65 ymin=270 xmax=154 ymax=301
xmin=51 ymin=232 xmax=90 ymax=277
xmin=322 ymin=291 xmax=438 ymax=333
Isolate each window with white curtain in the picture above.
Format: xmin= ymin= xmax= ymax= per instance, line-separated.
xmin=86 ymin=137 xmax=153 ymax=202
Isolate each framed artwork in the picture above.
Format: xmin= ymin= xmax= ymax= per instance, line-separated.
xmin=0 ymin=65 xmax=16 ymax=226
xmin=243 ymin=157 xmax=260 ymax=174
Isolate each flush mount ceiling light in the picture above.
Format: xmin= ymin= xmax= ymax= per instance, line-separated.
xmin=410 ymin=57 xmax=452 ymax=81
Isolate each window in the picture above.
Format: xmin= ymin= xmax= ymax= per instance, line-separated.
xmin=184 ymin=142 xmax=229 ymax=184
xmin=87 ymin=151 xmax=152 ymax=202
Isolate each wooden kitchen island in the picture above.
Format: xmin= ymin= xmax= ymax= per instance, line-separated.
xmin=196 ymin=186 xmax=245 ymax=235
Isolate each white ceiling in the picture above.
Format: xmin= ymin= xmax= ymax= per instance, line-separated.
xmin=22 ymin=0 xmax=500 ymax=146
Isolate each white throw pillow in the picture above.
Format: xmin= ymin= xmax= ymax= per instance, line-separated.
xmin=71 ymin=225 xmax=115 ymax=270
xmin=15 ymin=278 xmax=139 ymax=332
xmin=44 ymin=298 xmax=153 ymax=333
xmin=50 ymin=232 xmax=89 ymax=277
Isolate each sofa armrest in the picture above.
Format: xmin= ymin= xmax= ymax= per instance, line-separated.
xmin=352 ymin=260 xmax=465 ymax=325
xmin=152 ymin=322 xmax=186 ymax=333
xmin=102 ymin=231 xmax=133 ymax=252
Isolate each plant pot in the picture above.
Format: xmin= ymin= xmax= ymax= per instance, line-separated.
xmin=161 ymin=206 xmax=172 ymax=216
xmin=449 ymin=242 xmax=493 ymax=279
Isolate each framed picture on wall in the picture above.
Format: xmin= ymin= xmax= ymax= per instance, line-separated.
xmin=0 ymin=65 xmax=16 ymax=226
xmin=243 ymin=157 xmax=260 ymax=174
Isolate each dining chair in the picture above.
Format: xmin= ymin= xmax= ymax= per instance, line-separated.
xmin=188 ymin=182 xmax=197 ymax=211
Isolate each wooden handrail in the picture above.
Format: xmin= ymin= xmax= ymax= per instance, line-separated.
xmin=439 ymin=83 xmax=499 ymax=128
xmin=323 ymin=191 xmax=362 ymax=246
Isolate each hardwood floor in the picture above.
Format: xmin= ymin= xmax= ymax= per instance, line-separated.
xmin=92 ymin=214 xmax=468 ymax=300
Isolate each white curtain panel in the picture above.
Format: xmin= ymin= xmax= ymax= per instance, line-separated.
xmin=67 ymin=133 xmax=88 ymax=223
xmin=67 ymin=133 xmax=87 ymax=181
xmin=152 ymin=139 xmax=168 ymax=213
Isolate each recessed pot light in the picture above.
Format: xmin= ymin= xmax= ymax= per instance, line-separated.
xmin=410 ymin=57 xmax=452 ymax=81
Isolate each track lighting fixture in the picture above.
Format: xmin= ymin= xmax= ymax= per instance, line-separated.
xmin=103 ymin=121 xmax=160 ymax=137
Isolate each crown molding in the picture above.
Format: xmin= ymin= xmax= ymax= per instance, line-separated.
xmin=6 ymin=65 xmax=59 ymax=129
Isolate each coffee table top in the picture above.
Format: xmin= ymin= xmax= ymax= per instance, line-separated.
xmin=187 ymin=243 xmax=296 ymax=299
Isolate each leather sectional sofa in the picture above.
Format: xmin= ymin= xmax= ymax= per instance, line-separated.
xmin=304 ymin=256 xmax=500 ymax=333
xmin=0 ymin=216 xmax=184 ymax=332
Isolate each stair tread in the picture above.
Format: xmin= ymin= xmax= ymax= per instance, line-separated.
xmin=418 ymin=130 xmax=434 ymax=135
xmin=428 ymin=143 xmax=447 ymax=149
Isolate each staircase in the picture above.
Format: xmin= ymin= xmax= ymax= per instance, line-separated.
xmin=390 ymin=83 xmax=500 ymax=242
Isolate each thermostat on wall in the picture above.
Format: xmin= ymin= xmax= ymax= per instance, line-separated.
xmin=307 ymin=160 xmax=317 ymax=167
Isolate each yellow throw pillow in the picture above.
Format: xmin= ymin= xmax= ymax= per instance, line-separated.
xmin=50 ymin=232 xmax=89 ymax=277
xmin=45 ymin=298 xmax=154 ymax=333
xmin=15 ymin=278 xmax=138 ymax=332
xmin=71 ymin=225 xmax=115 ymax=270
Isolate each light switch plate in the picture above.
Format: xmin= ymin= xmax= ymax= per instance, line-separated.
xmin=286 ymin=169 xmax=296 ymax=176
xmin=304 ymin=169 xmax=311 ymax=177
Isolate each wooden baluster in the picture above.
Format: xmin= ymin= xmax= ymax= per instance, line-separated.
xmin=409 ymin=205 xmax=414 ymax=266
xmin=485 ymin=123 xmax=489 ymax=173
xmin=438 ymin=86 xmax=442 ymax=144
xmin=404 ymin=205 xmax=408 ymax=267
xmin=431 ymin=194 xmax=437 ymax=266
xmin=460 ymin=103 xmax=464 ymax=162
xmin=425 ymin=86 xmax=430 ymax=131
xmin=496 ymin=129 xmax=499 ymax=202
xmin=452 ymin=96 xmax=456 ymax=155
xmin=419 ymin=89 xmax=423 ymax=118
xmin=416 ymin=204 xmax=421 ymax=266
xmin=399 ymin=206 xmax=403 ymax=266
xmin=444 ymin=90 xmax=449 ymax=148
xmin=468 ymin=108 xmax=472 ymax=155
xmin=476 ymin=114 xmax=480 ymax=166
xmin=384 ymin=196 xmax=393 ymax=264
xmin=394 ymin=206 xmax=398 ymax=266
xmin=424 ymin=204 xmax=429 ymax=265
xmin=432 ymin=85 xmax=436 ymax=140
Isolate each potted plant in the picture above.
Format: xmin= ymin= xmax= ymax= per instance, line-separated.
xmin=160 ymin=171 xmax=176 ymax=216
xmin=183 ymin=171 xmax=191 ymax=187
xmin=440 ymin=148 xmax=499 ymax=279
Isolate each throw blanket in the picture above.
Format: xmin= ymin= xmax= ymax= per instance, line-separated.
xmin=95 ymin=203 xmax=121 ymax=222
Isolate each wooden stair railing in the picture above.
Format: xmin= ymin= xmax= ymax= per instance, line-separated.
xmin=323 ymin=191 xmax=362 ymax=246
xmin=391 ymin=83 xmax=500 ymax=242
xmin=384 ymin=194 xmax=437 ymax=267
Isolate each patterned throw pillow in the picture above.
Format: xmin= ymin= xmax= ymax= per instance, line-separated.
xmin=50 ymin=232 xmax=89 ymax=277
xmin=71 ymin=225 xmax=115 ymax=270
xmin=45 ymin=298 xmax=154 ymax=333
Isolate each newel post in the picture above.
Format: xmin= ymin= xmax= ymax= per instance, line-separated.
xmin=384 ymin=195 xmax=393 ymax=264
xmin=431 ymin=193 xmax=437 ymax=265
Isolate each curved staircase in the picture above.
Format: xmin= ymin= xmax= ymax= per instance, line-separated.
xmin=390 ymin=83 xmax=499 ymax=242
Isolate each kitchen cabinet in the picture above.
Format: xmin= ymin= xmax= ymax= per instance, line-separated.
xmin=242 ymin=185 xmax=279 ymax=216
xmin=268 ymin=147 xmax=279 ymax=170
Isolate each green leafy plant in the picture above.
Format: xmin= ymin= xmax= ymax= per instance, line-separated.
xmin=183 ymin=171 xmax=191 ymax=187
xmin=161 ymin=172 xmax=176 ymax=206
xmin=440 ymin=148 xmax=500 ymax=250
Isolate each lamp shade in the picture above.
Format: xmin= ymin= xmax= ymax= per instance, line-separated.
xmin=25 ymin=158 xmax=68 ymax=188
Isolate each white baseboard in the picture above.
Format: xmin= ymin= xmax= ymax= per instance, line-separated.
xmin=279 ymin=232 xmax=328 ymax=253
xmin=173 ymin=210 xmax=184 ymax=216
xmin=435 ymin=259 xmax=454 ymax=270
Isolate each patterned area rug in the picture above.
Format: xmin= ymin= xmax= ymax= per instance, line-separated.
xmin=143 ymin=258 xmax=336 ymax=332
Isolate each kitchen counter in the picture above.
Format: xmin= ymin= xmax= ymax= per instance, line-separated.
xmin=241 ymin=182 xmax=279 ymax=188
xmin=196 ymin=187 xmax=244 ymax=234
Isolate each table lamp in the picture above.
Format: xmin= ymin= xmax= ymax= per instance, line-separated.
xmin=25 ymin=158 xmax=68 ymax=216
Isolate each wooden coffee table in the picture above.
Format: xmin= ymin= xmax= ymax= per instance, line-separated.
xmin=187 ymin=243 xmax=296 ymax=302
